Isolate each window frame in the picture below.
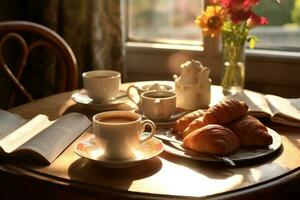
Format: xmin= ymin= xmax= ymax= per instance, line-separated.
xmin=123 ymin=0 xmax=300 ymax=97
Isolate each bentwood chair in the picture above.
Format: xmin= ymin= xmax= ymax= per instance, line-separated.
xmin=0 ymin=21 xmax=78 ymax=109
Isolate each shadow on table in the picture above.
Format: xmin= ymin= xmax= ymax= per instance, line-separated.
xmin=62 ymin=104 xmax=103 ymax=119
xmin=68 ymin=157 xmax=162 ymax=191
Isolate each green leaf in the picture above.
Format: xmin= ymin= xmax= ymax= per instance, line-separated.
xmin=249 ymin=38 xmax=255 ymax=49
xmin=247 ymin=35 xmax=258 ymax=49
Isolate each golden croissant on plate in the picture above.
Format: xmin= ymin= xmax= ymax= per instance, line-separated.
xmin=174 ymin=109 xmax=205 ymax=133
xmin=183 ymin=124 xmax=240 ymax=156
xmin=226 ymin=115 xmax=273 ymax=147
xmin=183 ymin=100 xmax=249 ymax=137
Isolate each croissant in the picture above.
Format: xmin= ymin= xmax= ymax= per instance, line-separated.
xmin=183 ymin=124 xmax=240 ymax=156
xmin=183 ymin=100 xmax=248 ymax=137
xmin=174 ymin=109 xmax=205 ymax=133
xmin=226 ymin=115 xmax=272 ymax=147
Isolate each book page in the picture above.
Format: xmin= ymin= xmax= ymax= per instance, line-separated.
xmin=224 ymin=90 xmax=273 ymax=118
xmin=269 ymin=117 xmax=300 ymax=128
xmin=0 ymin=115 xmax=54 ymax=153
xmin=289 ymin=98 xmax=300 ymax=110
xmin=265 ymin=95 xmax=300 ymax=124
xmin=0 ymin=109 xmax=27 ymax=139
xmin=16 ymin=113 xmax=91 ymax=164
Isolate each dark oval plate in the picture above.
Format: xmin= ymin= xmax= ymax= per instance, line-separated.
xmin=161 ymin=127 xmax=282 ymax=162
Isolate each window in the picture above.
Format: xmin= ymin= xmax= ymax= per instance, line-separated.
xmin=127 ymin=0 xmax=300 ymax=51
xmin=125 ymin=0 xmax=300 ymax=97
xmin=251 ymin=0 xmax=300 ymax=51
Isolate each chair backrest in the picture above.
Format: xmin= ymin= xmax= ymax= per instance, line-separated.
xmin=0 ymin=21 xmax=78 ymax=109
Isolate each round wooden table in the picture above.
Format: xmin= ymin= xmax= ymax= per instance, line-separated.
xmin=2 ymin=81 xmax=300 ymax=200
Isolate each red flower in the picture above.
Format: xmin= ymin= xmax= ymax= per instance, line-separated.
xmin=243 ymin=0 xmax=259 ymax=10
xmin=229 ymin=9 xmax=252 ymax=23
xmin=247 ymin=13 xmax=268 ymax=28
xmin=216 ymin=0 xmax=262 ymax=23
xmin=220 ymin=0 xmax=259 ymax=11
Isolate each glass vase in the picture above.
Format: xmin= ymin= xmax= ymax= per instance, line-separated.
xmin=221 ymin=42 xmax=245 ymax=96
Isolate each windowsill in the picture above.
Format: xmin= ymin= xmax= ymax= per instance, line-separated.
xmin=246 ymin=49 xmax=300 ymax=60
xmin=126 ymin=41 xmax=300 ymax=61
xmin=126 ymin=42 xmax=204 ymax=52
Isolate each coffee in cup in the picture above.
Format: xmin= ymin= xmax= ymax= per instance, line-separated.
xmin=93 ymin=111 xmax=156 ymax=160
xmin=82 ymin=70 xmax=121 ymax=102
xmin=140 ymin=90 xmax=177 ymax=122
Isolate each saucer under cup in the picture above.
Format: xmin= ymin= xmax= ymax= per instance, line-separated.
xmin=75 ymin=136 xmax=163 ymax=168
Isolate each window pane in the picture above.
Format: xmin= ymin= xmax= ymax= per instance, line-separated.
xmin=128 ymin=0 xmax=300 ymax=51
xmin=128 ymin=0 xmax=204 ymax=45
xmin=251 ymin=0 xmax=300 ymax=51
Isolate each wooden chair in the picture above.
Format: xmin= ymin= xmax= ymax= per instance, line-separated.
xmin=0 ymin=21 xmax=78 ymax=109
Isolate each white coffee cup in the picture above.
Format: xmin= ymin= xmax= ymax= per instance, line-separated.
xmin=82 ymin=70 xmax=121 ymax=102
xmin=93 ymin=111 xmax=156 ymax=160
xmin=138 ymin=90 xmax=177 ymax=122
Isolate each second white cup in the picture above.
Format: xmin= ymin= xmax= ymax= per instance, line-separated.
xmin=82 ymin=70 xmax=121 ymax=102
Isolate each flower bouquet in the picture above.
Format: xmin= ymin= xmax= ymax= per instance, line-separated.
xmin=195 ymin=0 xmax=268 ymax=95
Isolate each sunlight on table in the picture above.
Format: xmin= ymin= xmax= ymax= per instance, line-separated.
xmin=129 ymin=158 xmax=244 ymax=197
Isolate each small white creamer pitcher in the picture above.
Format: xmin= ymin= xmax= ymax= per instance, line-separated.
xmin=173 ymin=60 xmax=211 ymax=110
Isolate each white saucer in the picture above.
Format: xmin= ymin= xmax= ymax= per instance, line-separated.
xmin=139 ymin=108 xmax=186 ymax=126
xmin=74 ymin=136 xmax=164 ymax=168
xmin=71 ymin=89 xmax=128 ymax=108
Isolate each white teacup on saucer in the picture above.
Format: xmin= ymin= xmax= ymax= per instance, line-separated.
xmin=82 ymin=70 xmax=121 ymax=103
xmin=132 ymin=90 xmax=177 ymax=122
xmin=93 ymin=111 xmax=157 ymax=160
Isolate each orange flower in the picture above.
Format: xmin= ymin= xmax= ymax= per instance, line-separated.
xmin=195 ymin=6 xmax=226 ymax=38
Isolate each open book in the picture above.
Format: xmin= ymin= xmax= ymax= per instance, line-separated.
xmin=0 ymin=110 xmax=91 ymax=164
xmin=225 ymin=90 xmax=300 ymax=127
